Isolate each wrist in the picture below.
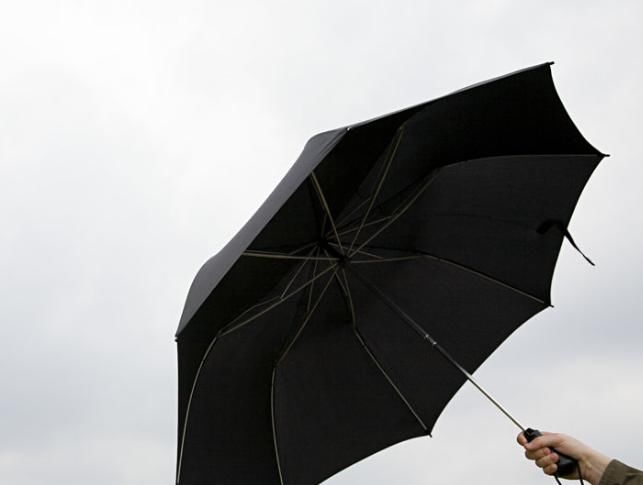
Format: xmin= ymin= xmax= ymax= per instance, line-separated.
xmin=579 ymin=449 xmax=611 ymax=485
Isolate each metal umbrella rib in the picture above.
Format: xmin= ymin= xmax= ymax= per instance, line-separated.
xmin=243 ymin=250 xmax=338 ymax=262
xmin=357 ymin=246 xmax=547 ymax=305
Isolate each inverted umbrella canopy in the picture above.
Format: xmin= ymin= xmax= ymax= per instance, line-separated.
xmin=175 ymin=63 xmax=605 ymax=485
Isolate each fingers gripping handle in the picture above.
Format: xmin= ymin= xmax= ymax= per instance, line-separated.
xmin=524 ymin=428 xmax=578 ymax=477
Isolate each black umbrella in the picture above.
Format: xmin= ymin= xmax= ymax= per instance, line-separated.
xmin=174 ymin=63 xmax=605 ymax=485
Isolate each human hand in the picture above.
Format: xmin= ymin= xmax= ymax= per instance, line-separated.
xmin=517 ymin=431 xmax=611 ymax=484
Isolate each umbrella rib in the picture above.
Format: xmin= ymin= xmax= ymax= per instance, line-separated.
xmin=307 ymin=249 xmax=321 ymax=312
xmin=269 ymin=373 xmax=286 ymax=485
xmin=352 ymin=249 xmax=383 ymax=261
xmin=335 ymin=197 xmax=371 ymax=229
xmin=251 ymin=242 xmax=318 ymax=256
xmin=420 ymin=252 xmax=547 ymax=304
xmin=353 ymin=328 xmax=430 ymax=433
xmin=287 ymin=241 xmax=319 ymax=255
xmin=339 ymin=268 xmax=356 ymax=321
xmin=270 ymin=268 xmax=339 ymax=485
xmin=310 ymin=172 xmax=344 ymax=253
xmin=320 ymin=212 xmax=328 ymax=238
xmin=351 ymin=255 xmax=419 ymax=264
xmin=349 ymin=169 xmax=442 ymax=258
xmin=340 ymin=269 xmax=429 ymax=433
xmin=175 ymin=335 xmax=222 ymax=483
xmin=360 ymin=246 xmax=547 ymax=305
xmin=328 ymin=241 xmax=382 ymax=260
xmin=281 ymin=247 xmax=319 ymax=298
xmin=348 ymin=127 xmax=404 ymax=254
xmin=243 ymin=249 xmax=338 ymax=262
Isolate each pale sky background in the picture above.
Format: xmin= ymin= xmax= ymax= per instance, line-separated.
xmin=1 ymin=1 xmax=642 ymax=484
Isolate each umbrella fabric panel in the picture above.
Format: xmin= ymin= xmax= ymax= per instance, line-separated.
xmin=346 ymin=257 xmax=545 ymax=432
xmin=273 ymin=276 xmax=426 ymax=485
xmin=176 ymin=255 xmax=303 ymax=455
xmin=177 ymin=259 xmax=325 ymax=485
xmin=247 ymin=179 xmax=324 ymax=252
xmin=376 ymin=65 xmax=600 ymax=205
xmin=361 ymin=154 xmax=600 ymax=302
xmin=334 ymin=65 xmax=602 ymax=238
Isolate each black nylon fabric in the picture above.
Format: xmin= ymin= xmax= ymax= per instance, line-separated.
xmin=273 ymin=281 xmax=425 ymax=485
xmin=364 ymin=154 xmax=600 ymax=301
xmin=175 ymin=63 xmax=604 ymax=485
xmin=177 ymin=256 xmax=323 ymax=484
xmin=347 ymin=257 xmax=545 ymax=430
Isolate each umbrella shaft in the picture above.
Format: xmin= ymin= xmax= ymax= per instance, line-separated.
xmin=348 ymin=266 xmax=525 ymax=432
xmin=431 ymin=341 xmax=525 ymax=432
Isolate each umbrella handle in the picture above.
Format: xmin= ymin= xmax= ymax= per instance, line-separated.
xmin=524 ymin=428 xmax=579 ymax=478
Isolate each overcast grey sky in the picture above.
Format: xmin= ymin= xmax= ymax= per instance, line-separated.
xmin=1 ymin=1 xmax=642 ymax=484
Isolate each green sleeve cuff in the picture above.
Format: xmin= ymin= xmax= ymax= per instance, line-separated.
xmin=599 ymin=459 xmax=643 ymax=485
